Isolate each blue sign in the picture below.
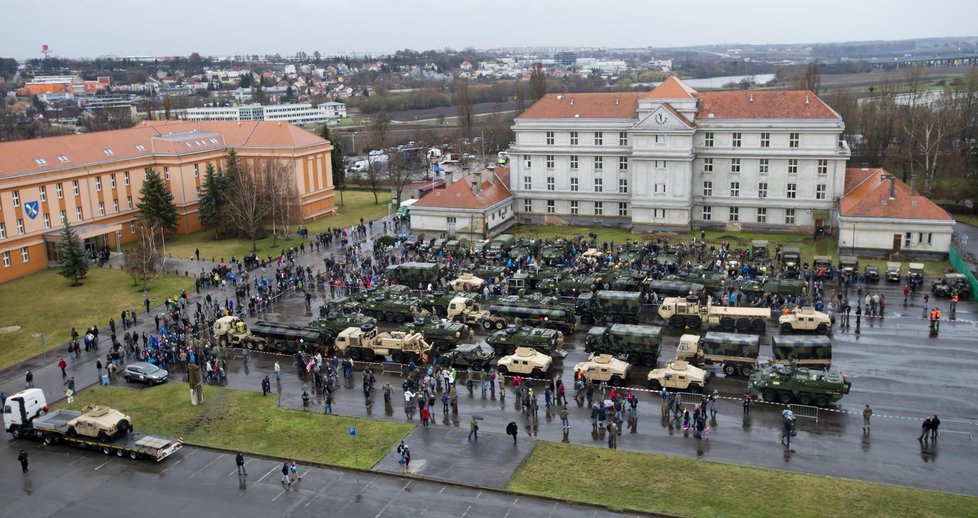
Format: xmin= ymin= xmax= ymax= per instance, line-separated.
xmin=24 ymin=201 xmax=40 ymax=220
xmin=348 ymin=426 xmax=357 ymax=437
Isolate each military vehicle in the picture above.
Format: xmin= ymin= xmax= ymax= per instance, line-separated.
xmin=932 ymin=273 xmax=972 ymax=298
xmin=440 ymin=342 xmax=495 ymax=370
xmin=657 ymin=296 xmax=770 ymax=332
xmin=496 ymin=347 xmax=553 ymax=377
xmin=318 ymin=296 xmax=361 ymax=317
xmin=584 ymin=324 xmax=662 ymax=367
xmin=509 ymin=268 xmax=557 ymax=292
xmin=676 ymin=332 xmax=760 ymax=377
xmin=654 ymin=252 xmax=680 ymax=267
xmin=739 ymin=278 xmax=805 ymax=297
xmin=749 ymin=364 xmax=851 ymax=407
xmin=333 ymin=324 xmax=431 ymax=363
xmin=444 ymin=240 xmax=461 ymax=253
xmin=540 ymin=271 xmax=600 ymax=297
xmin=473 ymin=239 xmax=490 ymax=255
xmin=839 ymin=255 xmax=859 ymax=277
xmin=781 ymin=247 xmax=802 ymax=278
xmin=600 ymin=269 xmax=647 ymax=292
xmin=401 ymin=317 xmax=473 ymax=352
xmin=778 ymin=307 xmax=832 ymax=334
xmin=488 ymin=294 xmax=576 ymax=334
xmin=66 ymin=405 xmax=132 ymax=441
xmin=213 ymin=316 xmax=326 ymax=354
xmin=675 ymin=271 xmax=724 ymax=292
xmin=468 ymin=265 xmax=510 ymax=283
xmin=508 ymin=238 xmax=540 ymax=259
xmin=908 ymin=262 xmax=925 ymax=287
xmin=581 ymin=248 xmax=605 ymax=260
xmin=357 ymin=289 xmax=424 ymax=323
xmin=487 ymin=234 xmax=516 ymax=255
xmin=751 ymin=240 xmax=770 ymax=260
xmin=486 ymin=324 xmax=564 ymax=357
xmin=647 ymin=361 xmax=709 ymax=392
xmin=540 ymin=238 xmax=572 ymax=264
xmin=864 ymin=264 xmax=880 ymax=283
xmin=617 ymin=242 xmax=650 ymax=264
xmin=384 ymin=262 xmax=443 ymax=285
xmin=771 ymin=335 xmax=832 ymax=368
xmin=448 ymin=272 xmax=486 ymax=292
xmin=644 ymin=279 xmax=706 ymax=297
xmin=309 ymin=312 xmax=377 ymax=346
xmin=421 ymin=291 xmax=477 ymax=316
xmin=445 ymin=296 xmax=507 ymax=330
xmin=576 ymin=290 xmax=642 ymax=325
xmin=573 ymin=354 xmax=631 ymax=386
xmin=885 ymin=262 xmax=903 ymax=282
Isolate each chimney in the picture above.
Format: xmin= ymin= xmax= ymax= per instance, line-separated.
xmin=805 ymin=95 xmax=810 ymax=104
xmin=887 ymin=175 xmax=896 ymax=200
xmin=471 ymin=178 xmax=480 ymax=194
xmin=748 ymin=93 xmax=753 ymax=103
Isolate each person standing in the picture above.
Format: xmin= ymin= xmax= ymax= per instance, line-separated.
xmin=468 ymin=416 xmax=479 ymax=441
xmin=420 ymin=406 xmax=431 ymax=428
xmin=742 ymin=392 xmax=751 ymax=415
xmin=235 ymin=452 xmax=247 ymax=476
xmin=280 ymin=462 xmax=291 ymax=486
xmin=930 ymin=415 xmax=941 ymax=441
xmin=96 ymin=359 xmax=103 ymax=381
xmin=274 ymin=361 xmax=281 ymax=382
xmin=506 ymin=421 xmax=519 ymax=444
xmin=18 ymin=449 xmax=29 ymax=473
xmin=560 ymin=405 xmax=570 ymax=430
xmin=25 ymin=370 xmax=34 ymax=388
xmin=261 ymin=376 xmax=271 ymax=396
xmin=289 ymin=460 xmax=301 ymax=482
xmin=324 ymin=392 xmax=333 ymax=414
xmin=57 ymin=358 xmax=67 ymax=378
xmin=919 ymin=416 xmax=932 ymax=443
xmin=607 ymin=421 xmax=618 ymax=449
xmin=710 ymin=390 xmax=719 ymax=418
xmin=862 ymin=404 xmax=873 ymax=435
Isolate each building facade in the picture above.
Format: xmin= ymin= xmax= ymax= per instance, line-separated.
xmin=184 ymin=102 xmax=346 ymax=126
xmin=409 ymin=168 xmax=515 ymax=242
xmin=0 ymin=120 xmax=334 ymax=283
xmin=510 ymin=77 xmax=851 ymax=233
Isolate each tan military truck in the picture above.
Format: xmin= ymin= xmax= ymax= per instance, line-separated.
xmin=449 ymin=273 xmax=486 ymax=292
xmin=496 ymin=347 xmax=553 ymax=378
xmin=66 ymin=405 xmax=133 ymax=441
xmin=333 ymin=324 xmax=431 ymax=363
xmin=445 ymin=296 xmax=507 ymax=330
xmin=657 ymin=296 xmax=770 ymax=332
xmin=573 ymin=353 xmax=632 ymax=386
xmin=778 ymin=307 xmax=832 ymax=334
xmin=213 ymin=315 xmax=255 ymax=348
xmin=647 ymin=361 xmax=708 ymax=392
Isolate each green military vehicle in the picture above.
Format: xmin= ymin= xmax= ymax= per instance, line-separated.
xmin=488 ymin=293 xmax=576 ymax=334
xmin=932 ymin=273 xmax=972 ymax=298
xmin=318 ymin=296 xmax=361 ymax=317
xmin=838 ymin=255 xmax=858 ymax=277
xmin=487 ymin=234 xmax=516 ymax=256
xmin=654 ymin=252 xmax=680 ymax=267
xmin=674 ymin=271 xmax=724 ymax=292
xmin=885 ymin=262 xmax=903 ymax=282
xmin=751 ymin=240 xmax=770 ymax=260
xmin=739 ymin=277 xmax=805 ymax=297
xmin=600 ymin=269 xmax=647 ymax=292
xmin=485 ymin=324 xmax=565 ymax=357
xmin=441 ymin=342 xmax=495 ymax=370
xmin=576 ymin=290 xmax=642 ymax=325
xmin=584 ymin=324 xmax=662 ymax=367
xmin=309 ymin=312 xmax=377 ymax=346
xmin=676 ymin=332 xmax=760 ymax=377
xmin=401 ymin=317 xmax=473 ymax=352
xmin=420 ymin=291 xmax=477 ymax=317
xmin=771 ymin=335 xmax=832 ymax=368
xmin=384 ymin=262 xmax=443 ymax=286
xmin=781 ymin=247 xmax=801 ymax=278
xmin=749 ymin=364 xmax=851 ymax=407
xmin=539 ymin=271 xmax=601 ymax=297
xmin=864 ymin=265 xmax=880 ymax=283
xmin=467 ymin=265 xmax=510 ymax=283
xmin=617 ymin=242 xmax=650 ymax=264
xmin=358 ymin=290 xmax=424 ymax=323
xmin=508 ymin=238 xmax=540 ymax=259
xmin=540 ymin=239 xmax=572 ymax=264
xmin=644 ymin=279 xmax=706 ymax=297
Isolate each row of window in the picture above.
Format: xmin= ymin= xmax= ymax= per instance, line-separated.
xmin=524 ymin=199 xmax=629 ymax=217
xmin=0 ymin=196 xmax=138 ymax=240
xmin=703 ymin=158 xmax=828 ymax=175
xmin=701 ymin=206 xmax=796 ymax=224
xmin=546 ymin=131 xmax=628 ymax=146
xmin=528 ymin=177 xmax=629 ymax=193
xmin=526 ymin=155 xmax=629 ymax=171
xmin=5 ymin=172 xmax=134 ymax=209
xmin=702 ymin=181 xmax=826 ymax=200
xmin=703 ymin=132 xmax=800 ymax=148
xmin=1 ymin=247 xmax=30 ymax=267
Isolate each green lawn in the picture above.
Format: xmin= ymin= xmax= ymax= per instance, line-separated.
xmin=952 ymin=213 xmax=978 ymax=227
xmin=508 ymin=442 xmax=976 ymax=517
xmin=58 ymin=384 xmax=412 ymax=470
xmin=0 ymin=268 xmax=193 ymax=370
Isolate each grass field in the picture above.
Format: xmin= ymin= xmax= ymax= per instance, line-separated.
xmin=57 ymin=384 xmax=412 ymax=470
xmin=508 ymin=442 xmax=977 ymax=517
xmin=0 ymin=268 xmax=193 ymax=370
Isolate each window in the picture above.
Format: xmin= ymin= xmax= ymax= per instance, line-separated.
xmin=594 ymin=132 xmax=603 ymax=145
xmin=523 ymin=176 xmax=532 ymax=190
xmin=95 ymin=177 xmax=102 ymax=191
xmin=16 ymin=219 xmax=24 ymax=235
xmin=524 ymin=156 xmax=532 ymax=169
xmin=703 ymin=158 xmax=713 ymax=173
xmin=927 ymin=233 xmax=933 ymax=245
xmin=446 ymin=217 xmax=456 ymax=224
xmin=163 ymin=167 xmax=170 ymax=180
xmin=20 ymin=246 xmax=29 ymax=263
xmin=787 ymin=183 xmax=797 ymax=199
xmin=905 ymin=232 xmax=912 ymax=247
xmin=42 ymin=213 xmax=50 ymax=229
xmin=76 ymin=207 xmax=83 ymax=221
xmin=544 ymin=155 xmax=553 ymax=170
xmin=570 ymin=177 xmax=578 ymax=191
xmin=759 ymin=159 xmax=769 ymax=174
xmin=731 ymin=158 xmax=741 ymax=173
xmin=546 ymin=131 xmax=554 ymax=145
xmin=57 ymin=155 xmax=69 ymax=163
xmin=789 ymin=133 xmax=799 ymax=148
xmin=127 ymin=196 xmax=133 ymax=209
xmin=653 ymin=209 xmax=666 ymax=219
xmin=34 ymin=157 xmax=47 ymax=166
xmin=816 ymin=184 xmax=826 ymax=200
xmin=785 ymin=208 xmax=796 ymax=225
xmin=56 ymin=183 xmax=63 ymax=199
xmin=729 ymin=207 xmax=739 ymax=222
xmin=732 ymin=132 xmax=742 ymax=147
xmin=98 ymin=202 xmax=105 ymax=216
xmin=124 ymin=172 xmax=130 ymax=185
xmin=654 ymin=183 xmax=666 ymax=194
xmin=523 ymin=200 xmax=533 ymax=212
xmin=547 ymin=177 xmax=555 ymax=191
xmin=618 ymin=157 xmax=628 ymax=171
xmin=619 ymin=178 xmax=628 ymax=193
xmin=0 ymin=223 xmax=4 ymax=239
xmin=758 ymin=182 xmax=768 ymax=198
xmin=618 ymin=202 xmax=628 ymax=217
xmin=35 ymin=186 xmax=47 ymax=203
xmin=619 ymin=132 xmax=628 ymax=146
xmin=11 ymin=190 xmax=20 ymax=207
xmin=547 ymin=200 xmax=555 ymax=214
xmin=103 ymin=148 xmax=114 ymax=156
xmin=110 ymin=174 xmax=117 ymax=188
xmin=129 ymin=222 xmax=136 ymax=233
xmin=72 ymin=180 xmax=79 ymax=196
xmin=703 ymin=181 xmax=713 ymax=196
xmin=594 ymin=202 xmax=603 ymax=216
xmin=757 ymin=207 xmax=767 ymax=223
xmin=594 ymin=178 xmax=603 ymax=192
xmin=702 ymin=206 xmax=712 ymax=221
xmin=594 ymin=156 xmax=603 ymax=171
xmin=818 ymin=159 xmax=828 ymax=175
xmin=788 ymin=159 xmax=798 ymax=174
xmin=570 ymin=155 xmax=578 ymax=170
xmin=704 ymin=132 xmax=714 ymax=147
xmin=570 ymin=132 xmax=579 ymax=145
xmin=570 ymin=201 xmax=579 ymax=215
xmin=60 ymin=210 xmax=67 ymax=224
xmin=730 ymin=182 xmax=740 ymax=197
xmin=760 ymin=132 xmax=770 ymax=148
xmin=195 ymin=187 xmax=201 ymax=199
xmin=2 ymin=251 xmax=9 ymax=268
xmin=113 ymin=199 xmax=119 ymax=212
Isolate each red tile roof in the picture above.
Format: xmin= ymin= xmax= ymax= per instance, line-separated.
xmin=840 ymin=168 xmax=953 ymax=221
xmin=643 ymin=76 xmax=697 ymax=99
xmin=696 ymin=90 xmax=839 ymax=120
xmin=413 ymin=167 xmax=512 ymax=210
xmin=517 ymin=92 xmax=646 ymax=119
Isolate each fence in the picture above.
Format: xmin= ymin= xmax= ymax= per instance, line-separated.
xmin=789 ymin=404 xmax=820 ymax=422
xmin=677 ymin=392 xmax=705 ymax=406
xmin=381 ymin=362 xmax=404 ymax=376
xmin=948 ymin=246 xmax=978 ymax=302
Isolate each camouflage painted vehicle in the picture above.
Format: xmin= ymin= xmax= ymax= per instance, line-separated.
xmin=496 ymin=347 xmax=553 ymax=377
xmin=778 ymin=307 xmax=832 ymax=334
xmin=864 ymin=265 xmax=880 ymax=283
xmin=573 ymin=354 xmax=632 ymax=386
xmin=358 ymin=290 xmax=424 ymax=323
xmin=508 ymin=267 xmax=558 ymax=292
xmin=676 ymin=332 xmax=760 ymax=377
xmin=488 ymin=234 xmax=516 ymax=255
xmin=488 ymin=294 xmax=576 ymax=334
xmin=486 ymin=324 xmax=565 ymax=357
xmin=932 ymin=273 xmax=972 ymax=298
xmin=584 ymin=324 xmax=662 ymax=367
xmin=781 ymin=247 xmax=801 ymax=278
xmin=576 ymin=290 xmax=642 ymax=325
xmin=420 ymin=291 xmax=478 ymax=316
xmin=508 ymin=238 xmax=541 ymax=259
xmin=644 ymin=279 xmax=705 ymax=297
xmin=739 ymin=278 xmax=805 ymax=297
xmin=749 ymin=364 xmax=851 ymax=407
xmin=838 ymin=255 xmax=858 ymax=277
xmin=401 ymin=317 xmax=473 ymax=352
xmin=673 ymin=271 xmax=724 ymax=292
xmin=540 ymin=238 xmax=572 ymax=264
xmin=467 ymin=265 xmax=510 ymax=283
xmin=908 ymin=262 xmax=925 ymax=287
xmin=771 ymin=335 xmax=832 ymax=367
xmin=309 ymin=312 xmax=377 ymax=346
xmin=333 ymin=324 xmax=431 ymax=363
xmin=751 ymin=240 xmax=770 ymax=260
xmin=654 ymin=253 xmax=680 ymax=267
xmin=440 ymin=342 xmax=495 ymax=370
xmin=617 ymin=242 xmax=650 ymax=264
xmin=318 ymin=296 xmax=362 ymax=317
xmin=384 ymin=262 xmax=443 ymax=285
xmin=600 ymin=269 xmax=647 ymax=292
xmin=647 ymin=360 xmax=709 ymax=392
xmin=539 ymin=271 xmax=600 ymax=297
xmin=351 ymin=285 xmax=412 ymax=303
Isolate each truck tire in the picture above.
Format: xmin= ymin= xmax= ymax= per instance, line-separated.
xmin=815 ymin=323 xmax=828 ymax=335
xmin=362 ymin=349 xmax=376 ymax=362
xmin=815 ymin=396 xmax=829 ymax=407
xmin=494 ymin=320 xmax=505 ymax=330
xmin=780 ymin=323 xmax=793 ymax=333
xmin=42 ymin=433 xmax=55 ymax=445
xmin=580 ymin=314 xmax=594 ymax=325
xmin=560 ymin=324 xmax=573 ymax=335
xmin=669 ymin=315 xmax=684 ymax=328
xmin=642 ymin=355 xmax=656 ymax=368
xmin=129 ymin=451 xmax=138 ymax=460
xmin=394 ymin=314 xmax=406 ymax=323
xmin=649 ymin=379 xmax=662 ymax=390
xmin=609 ymin=375 xmax=623 ymax=387
xmin=797 ymin=393 xmax=812 ymax=406
xmin=125 ymin=375 xmax=133 ymax=383
xmin=761 ymin=389 xmax=777 ymax=402
xmin=360 ymin=323 xmax=376 ymax=333
xmin=117 ymin=420 xmax=131 ymax=434
xmin=391 ymin=350 xmax=404 ymax=363
xmin=498 ymin=365 xmax=510 ymax=375
xmin=688 ymin=383 xmax=703 ymax=394
xmin=778 ymin=391 xmax=793 ymax=404
xmin=482 ymin=320 xmax=494 ymax=330
xmin=687 ymin=315 xmax=702 ymax=328
xmin=9 ymin=425 xmax=21 ymax=439
xmin=531 ymin=368 xmax=544 ymax=379
xmin=736 ymin=318 xmax=751 ymax=332
xmin=506 ymin=345 xmax=517 ymax=356
xmin=723 ymin=364 xmax=738 ymax=377
xmin=720 ymin=318 xmax=735 ymax=332
xmin=102 ymin=446 xmax=112 ymax=455
xmin=738 ymin=365 xmax=754 ymax=377
xmin=347 ymin=348 xmax=362 ymax=361
xmin=751 ymin=319 xmax=766 ymax=333
xmin=116 ymin=449 xmax=125 ymax=457
xmin=627 ymin=353 xmax=641 ymax=366
xmin=471 ymin=360 xmax=483 ymax=371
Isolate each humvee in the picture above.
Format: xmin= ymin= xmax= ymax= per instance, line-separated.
xmin=573 ymin=353 xmax=631 ymax=386
xmin=66 ymin=405 xmax=133 ymax=441
xmin=647 ymin=361 xmax=708 ymax=392
xmin=496 ymin=347 xmax=552 ymax=378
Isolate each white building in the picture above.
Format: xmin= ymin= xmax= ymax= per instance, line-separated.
xmin=409 ymin=168 xmax=515 ymax=241
xmin=510 ymin=76 xmax=851 ymax=233
xmin=183 ymin=102 xmax=345 ymax=126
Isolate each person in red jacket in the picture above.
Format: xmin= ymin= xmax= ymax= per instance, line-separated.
xmin=58 ymin=358 xmax=67 ymax=378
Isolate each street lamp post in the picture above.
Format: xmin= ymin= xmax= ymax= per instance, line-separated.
xmin=31 ymin=332 xmax=47 ymax=363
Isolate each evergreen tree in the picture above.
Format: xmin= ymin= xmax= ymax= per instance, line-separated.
xmin=59 ymin=222 xmax=89 ymax=286
xmin=137 ymin=167 xmax=178 ymax=232
xmin=198 ymin=163 xmax=223 ymax=237
xmin=320 ymin=125 xmax=346 ymax=206
xmin=225 ymin=148 xmax=242 ymax=177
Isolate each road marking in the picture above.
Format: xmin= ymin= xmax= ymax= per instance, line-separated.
xmin=503 ymin=497 xmax=520 ymax=518
xmin=160 ymin=457 xmax=183 ymax=474
xmin=547 ymin=502 xmax=558 ymax=518
xmin=438 ymin=486 xmax=446 ymax=494
xmin=94 ymin=459 xmax=112 ymax=471
xmin=401 ymin=480 xmax=412 ymax=491
xmin=257 ymin=465 xmax=277 ymax=483
xmin=460 ymin=505 xmax=472 ymax=517
xmin=190 ymin=453 xmax=224 ymax=478
xmin=271 ymin=488 xmax=288 ymax=502
xmin=475 ymin=490 xmax=482 ymax=499
xmin=374 ymin=499 xmax=394 ymax=518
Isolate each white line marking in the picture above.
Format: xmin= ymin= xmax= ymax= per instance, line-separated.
xmin=461 ymin=505 xmax=472 ymax=517
xmin=374 ymin=500 xmax=393 ymax=518
xmin=190 ymin=453 xmax=224 ymax=478
xmin=94 ymin=459 xmax=112 ymax=471
xmin=271 ymin=488 xmax=287 ymax=501
xmin=257 ymin=465 xmax=277 ymax=483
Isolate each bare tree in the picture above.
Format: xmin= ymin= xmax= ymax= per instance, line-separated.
xmin=454 ymin=79 xmax=474 ymax=138
xmin=801 ymin=61 xmax=821 ymax=93
xmin=224 ymin=163 xmax=269 ymax=252
xmin=257 ymin=159 xmax=298 ymax=246
xmin=364 ymin=159 xmax=385 ymax=205
xmin=123 ymin=227 xmax=162 ymax=292
xmin=530 ymin=63 xmax=547 ymax=101
xmin=387 ymin=150 xmax=421 ymax=204
xmin=905 ymin=100 xmax=961 ymax=196
xmin=364 ymin=112 xmax=392 ymax=204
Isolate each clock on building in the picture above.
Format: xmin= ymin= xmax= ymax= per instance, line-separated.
xmin=654 ymin=112 xmax=667 ymax=125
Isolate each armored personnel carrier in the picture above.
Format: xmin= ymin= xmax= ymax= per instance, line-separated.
xmin=401 ymin=317 xmax=473 ymax=352
xmin=584 ymin=324 xmax=662 ymax=367
xmin=384 ymin=262 xmax=443 ymax=286
xmin=440 ymin=342 xmax=495 ymax=370
xmin=333 ymin=324 xmax=431 ymax=363
xmin=358 ymin=289 xmax=424 ymax=323
xmin=485 ymin=324 xmax=564 ymax=357
xmin=749 ymin=364 xmax=851 ymax=407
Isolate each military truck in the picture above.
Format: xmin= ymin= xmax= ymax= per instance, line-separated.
xmin=309 ymin=312 xmax=377 ymax=346
xmin=468 ymin=265 xmax=510 ymax=282
xmin=358 ymin=290 xmax=424 ymax=323
xmin=213 ymin=316 xmax=326 ymax=354
xmin=440 ymin=342 xmax=495 ymax=370
xmin=885 ymin=262 xmax=903 ymax=282
xmin=448 ymin=272 xmax=486 ymax=292
xmin=676 ymin=331 xmax=759 ymax=376
xmin=932 ymin=273 xmax=972 ymax=298
xmin=908 ymin=263 xmax=925 ymax=288
xmin=600 ymin=269 xmax=647 ymax=292
xmin=771 ymin=335 xmax=832 ymax=368
xmin=839 ymin=255 xmax=858 ymax=277
xmin=402 ymin=317 xmax=473 ymax=352
xmin=676 ymin=271 xmax=724 ymax=293
xmin=496 ymin=347 xmax=552 ymax=378
xmin=749 ymin=364 xmax=851 ymax=407
xmin=644 ymin=279 xmax=706 ymax=297
xmin=384 ymin=262 xmax=443 ymax=286
xmin=738 ymin=277 xmax=805 ymax=297
xmin=486 ymin=324 xmax=565 ymax=357
xmin=778 ymin=307 xmax=832 ymax=334
xmin=657 ymin=296 xmax=770 ymax=332
xmin=488 ymin=294 xmax=576 ymax=334
xmin=751 ymin=240 xmax=770 ymax=260
xmin=573 ymin=354 xmax=632 ymax=386
xmin=487 ymin=234 xmax=516 ymax=255
xmin=781 ymin=247 xmax=801 ymax=278
xmin=864 ymin=264 xmax=880 ymax=283
xmin=647 ymin=361 xmax=709 ymax=392
xmin=333 ymin=324 xmax=431 ymax=363
xmin=576 ymin=290 xmax=642 ymax=325
xmin=421 ymin=291 xmax=477 ymax=316
xmin=540 ymin=271 xmax=601 ymax=297
xmin=584 ymin=324 xmax=661 ymax=367
xmin=445 ymin=296 xmax=508 ymax=330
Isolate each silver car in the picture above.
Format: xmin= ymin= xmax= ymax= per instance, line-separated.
xmin=123 ymin=362 xmax=169 ymax=385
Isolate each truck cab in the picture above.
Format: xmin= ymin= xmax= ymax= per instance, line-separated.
xmin=2 ymin=388 xmax=48 ymax=433
xmin=885 ymin=262 xmax=903 ymax=282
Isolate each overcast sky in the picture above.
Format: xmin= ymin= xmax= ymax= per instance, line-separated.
xmin=1 ymin=0 xmax=975 ymax=59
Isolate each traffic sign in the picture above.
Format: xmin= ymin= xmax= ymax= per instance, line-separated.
xmin=348 ymin=426 xmax=357 ymax=437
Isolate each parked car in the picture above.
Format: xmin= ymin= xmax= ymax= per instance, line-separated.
xmin=123 ymin=362 xmax=169 ymax=385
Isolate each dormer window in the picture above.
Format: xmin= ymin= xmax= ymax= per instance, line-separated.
xmin=135 ymin=144 xmax=145 ymax=151
xmin=34 ymin=158 xmax=47 ymax=165
xmin=103 ymin=148 xmax=114 ymax=156
xmin=57 ymin=155 xmax=69 ymax=162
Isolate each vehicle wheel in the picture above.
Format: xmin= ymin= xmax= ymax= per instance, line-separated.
xmin=506 ymin=345 xmax=517 ymax=355
xmin=669 ymin=315 xmax=684 ymax=328
xmin=642 ymin=355 xmax=656 ymax=368
xmin=66 ymin=426 xmax=77 ymax=438
xmin=580 ymin=314 xmax=594 ymax=325
xmin=609 ymin=375 xmax=623 ymax=387
xmin=395 ymin=314 xmax=406 ymax=323
xmin=815 ymin=323 xmax=828 ymax=335
xmin=441 ymin=356 xmax=451 ymax=367
xmin=687 ymin=315 xmax=702 ymax=328
xmin=761 ymin=389 xmax=776 ymax=402
xmin=736 ymin=318 xmax=750 ymax=332
xmin=98 ymin=431 xmax=110 ymax=442
xmin=720 ymin=318 xmax=735 ymax=331
xmin=494 ymin=321 xmax=505 ymax=330
xmin=125 ymin=375 xmax=133 ymax=383
xmin=9 ymin=425 xmax=21 ymax=439
xmin=42 ymin=433 xmax=55 ymax=445
xmin=129 ymin=451 xmax=138 ymax=460
xmin=482 ymin=320 xmax=493 ymax=330
xmin=560 ymin=325 xmax=573 ymax=335
xmin=739 ymin=365 xmax=754 ymax=377
xmin=117 ymin=420 xmax=131 ymax=434
xmin=815 ymin=396 xmax=829 ymax=408
xmin=780 ymin=323 xmax=792 ymax=333
xmin=471 ymin=360 xmax=483 ymax=371
xmin=102 ymin=446 xmax=111 ymax=455
xmin=751 ymin=319 xmax=766 ymax=332
xmin=391 ymin=350 xmax=404 ymax=363
xmin=723 ymin=364 xmax=738 ymax=376
xmin=498 ymin=365 xmax=510 ymax=375
xmin=116 ymin=449 xmax=124 ymax=457
xmin=245 ymin=340 xmax=255 ymax=350
xmin=381 ymin=312 xmax=392 ymax=322
xmin=688 ymin=384 xmax=703 ymax=394
xmin=778 ymin=391 xmax=793 ymax=404
xmin=531 ymin=368 xmax=544 ymax=379
xmin=627 ymin=353 xmax=641 ymax=366
xmin=649 ymin=379 xmax=662 ymax=390
xmin=256 ymin=341 xmax=265 ymax=351
xmin=347 ymin=348 xmax=362 ymax=361
xmin=797 ymin=393 xmax=812 ymax=406
xmin=362 ymin=349 xmax=375 ymax=362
